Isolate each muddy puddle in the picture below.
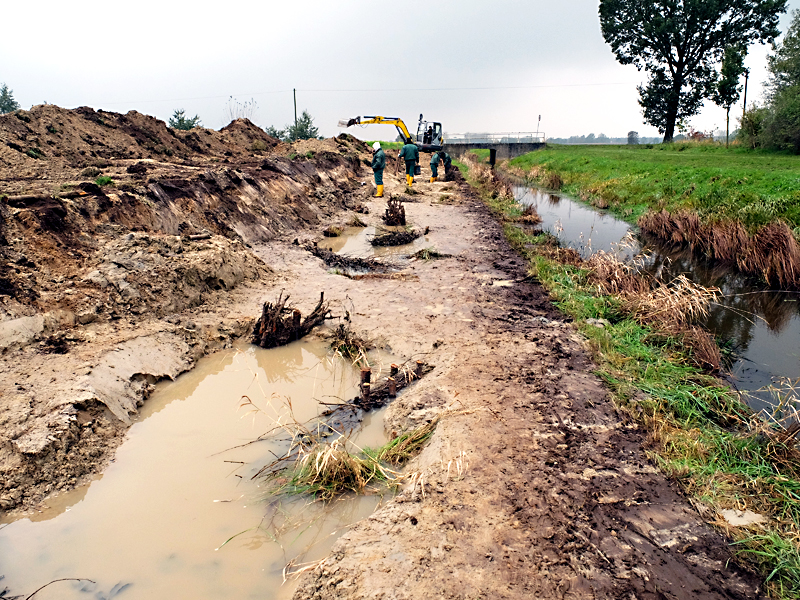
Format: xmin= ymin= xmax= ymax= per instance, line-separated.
xmin=0 ymin=339 xmax=389 ymax=600
xmin=322 ymin=226 xmax=431 ymax=259
xmin=516 ymin=186 xmax=800 ymax=413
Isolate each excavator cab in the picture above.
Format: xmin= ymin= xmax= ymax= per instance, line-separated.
xmin=416 ymin=115 xmax=443 ymax=152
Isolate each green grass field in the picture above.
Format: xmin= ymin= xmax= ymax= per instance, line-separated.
xmin=509 ymin=144 xmax=800 ymax=232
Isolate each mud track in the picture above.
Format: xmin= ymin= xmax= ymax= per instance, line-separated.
xmin=281 ymin=183 xmax=766 ymax=600
xmin=0 ymin=107 xmax=766 ymax=598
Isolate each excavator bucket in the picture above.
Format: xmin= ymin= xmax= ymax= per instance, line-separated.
xmin=338 ymin=117 xmax=361 ymax=128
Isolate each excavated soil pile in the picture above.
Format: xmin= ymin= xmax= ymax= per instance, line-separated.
xmin=0 ymin=105 xmax=374 ymax=511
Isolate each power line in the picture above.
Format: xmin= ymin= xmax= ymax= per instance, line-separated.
xmin=97 ymin=81 xmax=639 ymax=106
xmin=300 ymin=82 xmax=638 ymax=92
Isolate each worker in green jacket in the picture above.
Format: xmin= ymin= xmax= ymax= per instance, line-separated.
xmin=371 ymin=141 xmax=385 ymax=197
xmin=398 ymin=138 xmax=419 ymax=187
xmin=429 ymin=151 xmax=441 ymax=183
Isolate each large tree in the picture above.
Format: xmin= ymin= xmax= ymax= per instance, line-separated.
xmin=599 ymin=0 xmax=787 ymax=142
xmin=760 ymin=10 xmax=800 ymax=151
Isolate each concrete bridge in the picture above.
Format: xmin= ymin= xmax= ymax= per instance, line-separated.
xmin=444 ymin=133 xmax=546 ymax=164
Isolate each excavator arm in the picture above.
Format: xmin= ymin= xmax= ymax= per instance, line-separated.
xmin=338 ymin=116 xmax=413 ymax=142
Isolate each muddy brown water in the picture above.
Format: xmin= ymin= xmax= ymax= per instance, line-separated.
xmin=516 ymin=186 xmax=800 ymax=413
xmin=322 ymin=226 xmax=431 ymax=258
xmin=0 ymin=339 xmax=389 ymax=600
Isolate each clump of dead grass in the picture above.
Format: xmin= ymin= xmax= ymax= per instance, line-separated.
xmin=329 ymin=320 xmax=371 ymax=367
xmin=323 ymin=225 xmax=343 ymax=237
xmin=587 ymin=250 xmax=723 ymax=371
xmin=640 ymin=210 xmax=800 ymax=288
xmin=371 ymin=418 xmax=439 ymax=466
xmin=349 ymin=215 xmax=367 ymax=227
xmin=257 ymin=415 xmax=440 ymax=501
xmin=587 ymin=251 xmax=721 ymax=327
xmin=411 ymin=247 xmax=452 ymax=261
xmin=543 ymin=171 xmax=564 ymax=191
xmin=274 ymin=437 xmax=391 ymax=501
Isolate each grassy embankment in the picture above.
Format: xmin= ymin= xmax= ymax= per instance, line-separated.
xmin=507 ymin=143 xmax=800 ymax=229
xmin=505 ymin=144 xmax=800 ymax=288
xmin=456 ymin=153 xmax=800 ymax=599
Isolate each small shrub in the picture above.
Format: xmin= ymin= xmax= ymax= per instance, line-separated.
xmin=251 ymin=140 xmax=268 ymax=152
xmin=95 ymin=175 xmax=115 ymax=187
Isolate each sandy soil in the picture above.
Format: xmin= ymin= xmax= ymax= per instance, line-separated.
xmin=0 ymin=108 xmax=767 ymax=598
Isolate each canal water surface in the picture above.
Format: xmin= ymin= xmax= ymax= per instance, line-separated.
xmin=516 ymin=186 xmax=800 ymax=412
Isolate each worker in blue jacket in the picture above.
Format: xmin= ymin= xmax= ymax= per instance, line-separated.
xmin=371 ymin=142 xmax=385 ymax=197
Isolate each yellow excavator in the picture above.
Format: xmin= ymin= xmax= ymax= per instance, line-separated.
xmin=338 ymin=114 xmax=444 ymax=152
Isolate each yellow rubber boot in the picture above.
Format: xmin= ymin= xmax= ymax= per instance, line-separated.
xmin=407 ymin=174 xmax=412 ymax=186
xmin=375 ymin=184 xmax=384 ymax=198
xmin=429 ymin=177 xmax=434 ymax=183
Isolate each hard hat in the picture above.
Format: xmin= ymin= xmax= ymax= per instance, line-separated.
xmin=372 ymin=142 xmax=381 ymax=150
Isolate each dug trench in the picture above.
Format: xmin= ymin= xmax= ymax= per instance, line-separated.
xmin=0 ymin=108 xmax=767 ymax=598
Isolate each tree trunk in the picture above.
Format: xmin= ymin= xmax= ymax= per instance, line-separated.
xmin=726 ymin=107 xmax=730 ymax=148
xmin=663 ymin=116 xmax=677 ymax=143
xmin=662 ymin=79 xmax=683 ymax=143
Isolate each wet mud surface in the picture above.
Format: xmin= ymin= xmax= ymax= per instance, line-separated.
xmin=0 ymin=107 xmax=767 ymax=598
xmin=287 ymin=185 xmax=766 ymax=600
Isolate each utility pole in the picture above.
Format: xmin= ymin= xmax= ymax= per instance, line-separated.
xmin=293 ymin=89 xmax=298 ymax=141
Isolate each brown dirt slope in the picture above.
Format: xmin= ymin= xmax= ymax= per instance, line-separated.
xmin=0 ymin=106 xmax=374 ymax=512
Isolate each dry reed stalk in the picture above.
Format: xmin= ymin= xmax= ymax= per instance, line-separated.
xmin=586 ymin=251 xmax=650 ymax=295
xmin=626 ymin=274 xmax=721 ymax=327
xmin=678 ymin=326 xmax=723 ymax=373
xmin=543 ymin=171 xmax=564 ymax=191
xmin=639 ymin=210 xmax=800 ymax=288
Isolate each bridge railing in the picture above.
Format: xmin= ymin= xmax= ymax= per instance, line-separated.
xmin=445 ymin=133 xmax=545 ymax=144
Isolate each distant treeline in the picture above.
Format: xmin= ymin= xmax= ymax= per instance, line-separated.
xmin=546 ymin=133 xmax=663 ymax=145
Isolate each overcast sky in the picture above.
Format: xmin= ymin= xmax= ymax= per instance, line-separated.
xmin=2 ymin=0 xmax=799 ymax=141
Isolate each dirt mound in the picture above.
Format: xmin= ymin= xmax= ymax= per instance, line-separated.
xmin=176 ymin=118 xmax=282 ymax=158
xmin=0 ymin=105 xmax=189 ymax=176
xmin=0 ymin=106 xmax=292 ymax=197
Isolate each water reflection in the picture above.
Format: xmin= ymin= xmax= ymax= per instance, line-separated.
xmin=0 ymin=340 xmax=388 ymax=600
xmin=323 ymin=226 xmax=430 ymax=259
xmin=516 ymin=185 xmax=800 ymax=408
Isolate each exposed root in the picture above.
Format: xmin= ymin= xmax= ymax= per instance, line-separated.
xmin=251 ymin=291 xmax=330 ymax=349
xmin=382 ymin=198 xmax=406 ymax=226
xmin=306 ymin=243 xmax=393 ymax=273
xmin=370 ymin=228 xmax=423 ymax=247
